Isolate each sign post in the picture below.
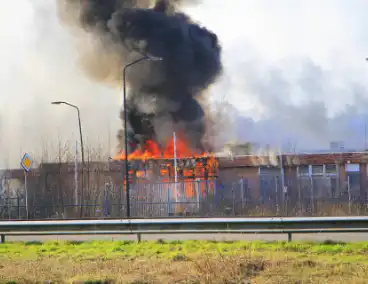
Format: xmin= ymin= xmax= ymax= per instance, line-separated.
xmin=20 ymin=153 xmax=32 ymax=219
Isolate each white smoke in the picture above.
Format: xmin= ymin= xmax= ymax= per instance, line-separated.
xmin=0 ymin=0 xmax=122 ymax=168
xmin=186 ymin=0 xmax=368 ymax=151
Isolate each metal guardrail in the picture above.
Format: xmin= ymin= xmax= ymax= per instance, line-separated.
xmin=0 ymin=216 xmax=368 ymax=243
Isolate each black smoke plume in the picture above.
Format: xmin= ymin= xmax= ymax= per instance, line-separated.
xmin=57 ymin=0 xmax=222 ymax=154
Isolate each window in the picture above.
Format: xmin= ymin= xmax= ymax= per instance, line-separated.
xmin=298 ymin=165 xmax=309 ymax=176
xmin=259 ymin=166 xmax=280 ymax=175
xmin=345 ymin=163 xmax=360 ymax=172
xmin=325 ymin=164 xmax=337 ymax=175
xmin=311 ymin=165 xmax=324 ymax=175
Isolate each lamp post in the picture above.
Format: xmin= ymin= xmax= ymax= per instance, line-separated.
xmin=363 ymin=58 xmax=368 ymax=149
xmin=123 ymin=55 xmax=162 ymax=218
xmin=51 ymin=101 xmax=85 ymax=215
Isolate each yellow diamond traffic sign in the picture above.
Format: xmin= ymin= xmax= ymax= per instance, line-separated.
xmin=20 ymin=153 xmax=32 ymax=172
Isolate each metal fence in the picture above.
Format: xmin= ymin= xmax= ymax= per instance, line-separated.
xmin=236 ymin=174 xmax=367 ymax=217
xmin=0 ymin=196 xmax=25 ymax=220
xmin=0 ymin=175 xmax=367 ymax=220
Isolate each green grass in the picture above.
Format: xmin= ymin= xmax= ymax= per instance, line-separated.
xmin=1 ymin=239 xmax=368 ymax=260
xmin=0 ymin=240 xmax=368 ymax=283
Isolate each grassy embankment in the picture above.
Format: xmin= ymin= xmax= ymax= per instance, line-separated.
xmin=0 ymin=240 xmax=368 ymax=283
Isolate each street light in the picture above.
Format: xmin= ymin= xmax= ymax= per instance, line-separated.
xmin=51 ymin=101 xmax=85 ymax=216
xmin=123 ymin=54 xmax=163 ymax=218
xmin=365 ymin=58 xmax=368 ymax=149
xmin=51 ymin=101 xmax=85 ymax=166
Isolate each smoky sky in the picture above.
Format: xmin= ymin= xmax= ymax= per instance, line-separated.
xmin=4 ymin=0 xmax=368 ymax=169
xmin=216 ymin=56 xmax=368 ymax=152
xmin=57 ymin=0 xmax=222 ymax=153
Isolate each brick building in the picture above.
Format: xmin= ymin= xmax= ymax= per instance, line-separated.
xmin=218 ymin=151 xmax=367 ymax=200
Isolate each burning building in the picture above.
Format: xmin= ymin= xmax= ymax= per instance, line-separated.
xmin=114 ymin=135 xmax=219 ymax=216
xmin=57 ymin=0 xmax=223 ymax=215
xmin=114 ymin=122 xmax=220 ymax=216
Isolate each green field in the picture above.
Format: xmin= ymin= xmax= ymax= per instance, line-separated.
xmin=0 ymin=240 xmax=367 ymax=283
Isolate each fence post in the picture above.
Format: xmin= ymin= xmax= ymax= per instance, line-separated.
xmin=287 ymin=232 xmax=292 ymax=242
xmin=17 ymin=196 xmax=20 ymax=220
xmin=284 ymin=186 xmax=288 ymax=216
xmin=168 ymin=181 xmax=172 ymax=216
xmin=232 ymin=183 xmax=235 ymax=216
xmin=347 ymin=175 xmax=352 ymax=215
xmin=240 ymin=178 xmax=244 ymax=210
xmin=137 ymin=233 xmax=142 ymax=243
xmin=310 ymin=176 xmax=315 ymax=215
xmin=275 ymin=176 xmax=279 ymax=216
xmin=1 ymin=234 xmax=5 ymax=243
xmin=297 ymin=176 xmax=302 ymax=216
xmin=104 ymin=183 xmax=110 ymax=217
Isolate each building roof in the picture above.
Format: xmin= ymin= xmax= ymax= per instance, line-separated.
xmin=219 ymin=151 xmax=368 ymax=168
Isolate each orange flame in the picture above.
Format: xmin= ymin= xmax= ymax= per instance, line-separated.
xmin=113 ymin=136 xmax=212 ymax=161
xmin=112 ymin=136 xmax=219 ymax=214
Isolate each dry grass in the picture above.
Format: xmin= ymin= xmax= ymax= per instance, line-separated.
xmin=0 ymin=240 xmax=367 ymax=283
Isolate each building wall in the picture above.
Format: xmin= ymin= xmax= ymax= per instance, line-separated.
xmin=217 ymin=162 xmax=368 ymax=202
xmin=218 ymin=167 xmax=259 ymax=199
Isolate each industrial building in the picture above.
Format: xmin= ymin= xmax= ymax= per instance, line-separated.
xmin=0 ymin=150 xmax=367 ymax=218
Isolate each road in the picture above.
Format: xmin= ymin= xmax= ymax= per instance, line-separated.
xmin=5 ymin=232 xmax=368 ymax=242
